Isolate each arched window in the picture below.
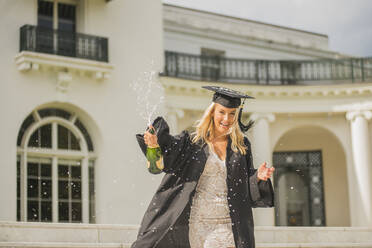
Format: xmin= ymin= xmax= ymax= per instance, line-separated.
xmin=17 ymin=108 xmax=96 ymax=223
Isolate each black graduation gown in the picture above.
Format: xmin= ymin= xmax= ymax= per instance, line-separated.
xmin=131 ymin=117 xmax=274 ymax=248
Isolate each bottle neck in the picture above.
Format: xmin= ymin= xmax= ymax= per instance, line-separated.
xmin=148 ymin=145 xmax=160 ymax=149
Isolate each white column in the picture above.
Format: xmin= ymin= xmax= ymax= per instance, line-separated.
xmin=250 ymin=112 xmax=276 ymax=226
xmin=165 ymin=107 xmax=184 ymax=135
xmin=346 ymin=110 xmax=372 ymax=226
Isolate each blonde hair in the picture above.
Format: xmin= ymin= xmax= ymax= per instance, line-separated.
xmin=191 ymin=102 xmax=247 ymax=155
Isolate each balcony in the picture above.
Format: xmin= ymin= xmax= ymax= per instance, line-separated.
xmin=162 ymin=51 xmax=372 ymax=85
xmin=16 ymin=25 xmax=113 ymax=86
xmin=20 ymin=25 xmax=108 ymax=62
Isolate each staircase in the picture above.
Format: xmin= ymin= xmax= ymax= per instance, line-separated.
xmin=1 ymin=222 xmax=372 ymax=248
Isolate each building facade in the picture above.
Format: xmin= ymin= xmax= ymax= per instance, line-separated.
xmin=161 ymin=4 xmax=372 ymax=228
xmin=0 ymin=0 xmax=164 ymax=225
xmin=1 ymin=1 xmax=372 ymax=247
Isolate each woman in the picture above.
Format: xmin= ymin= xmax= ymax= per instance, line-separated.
xmin=131 ymin=86 xmax=275 ymax=248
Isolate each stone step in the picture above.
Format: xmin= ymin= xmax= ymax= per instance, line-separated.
xmin=257 ymin=243 xmax=372 ymax=248
xmin=0 ymin=243 xmax=129 ymax=248
xmin=1 ymin=222 xmax=372 ymax=245
xmin=1 ymin=242 xmax=372 ymax=248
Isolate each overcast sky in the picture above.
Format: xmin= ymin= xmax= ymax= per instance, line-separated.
xmin=163 ymin=0 xmax=372 ymax=57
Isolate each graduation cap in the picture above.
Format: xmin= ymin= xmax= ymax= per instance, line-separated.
xmin=202 ymin=85 xmax=255 ymax=132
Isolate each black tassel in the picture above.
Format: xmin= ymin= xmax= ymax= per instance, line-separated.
xmin=238 ymin=107 xmax=254 ymax=132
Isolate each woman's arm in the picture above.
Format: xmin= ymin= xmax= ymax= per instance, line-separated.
xmin=136 ymin=116 xmax=190 ymax=174
xmin=244 ymin=137 xmax=275 ymax=208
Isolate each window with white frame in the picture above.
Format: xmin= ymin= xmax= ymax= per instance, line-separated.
xmin=201 ymin=48 xmax=225 ymax=81
xmin=38 ymin=0 xmax=76 ymax=31
xmin=37 ymin=0 xmax=77 ymax=57
xmin=17 ymin=108 xmax=96 ymax=223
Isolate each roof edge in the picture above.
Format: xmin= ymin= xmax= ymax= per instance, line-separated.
xmin=163 ymin=3 xmax=328 ymax=39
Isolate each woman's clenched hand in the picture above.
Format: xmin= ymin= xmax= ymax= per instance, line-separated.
xmin=144 ymin=125 xmax=159 ymax=148
xmin=257 ymin=162 xmax=275 ymax=181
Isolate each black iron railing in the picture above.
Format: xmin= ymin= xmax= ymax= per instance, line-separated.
xmin=20 ymin=25 xmax=108 ymax=62
xmin=163 ymin=51 xmax=372 ymax=85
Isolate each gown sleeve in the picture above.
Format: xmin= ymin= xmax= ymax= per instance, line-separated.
xmin=244 ymin=137 xmax=275 ymax=208
xmin=135 ymin=116 xmax=190 ymax=175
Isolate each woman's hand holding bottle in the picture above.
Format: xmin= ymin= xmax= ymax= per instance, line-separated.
xmin=144 ymin=125 xmax=159 ymax=148
xmin=144 ymin=125 xmax=163 ymax=174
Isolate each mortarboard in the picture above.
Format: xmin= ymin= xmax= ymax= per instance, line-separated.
xmin=202 ymin=85 xmax=255 ymax=132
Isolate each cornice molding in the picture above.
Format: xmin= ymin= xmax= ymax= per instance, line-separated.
xmin=163 ymin=5 xmax=342 ymax=57
xmin=250 ymin=113 xmax=276 ymax=123
xmin=15 ymin=51 xmax=114 ymax=81
xmin=164 ymin=24 xmax=339 ymax=59
xmin=346 ymin=110 xmax=372 ymax=122
xmin=160 ymin=76 xmax=372 ymax=99
xmin=166 ymin=106 xmax=185 ymax=118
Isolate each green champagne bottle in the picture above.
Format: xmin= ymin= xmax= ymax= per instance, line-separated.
xmin=146 ymin=127 xmax=164 ymax=174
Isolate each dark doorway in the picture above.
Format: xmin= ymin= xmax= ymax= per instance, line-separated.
xmin=273 ymin=151 xmax=326 ymax=226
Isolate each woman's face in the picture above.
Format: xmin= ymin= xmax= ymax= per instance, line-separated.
xmin=213 ymin=103 xmax=237 ymax=136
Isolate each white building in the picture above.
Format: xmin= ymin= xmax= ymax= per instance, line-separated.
xmin=1 ymin=1 xmax=372 ymax=247
xmin=0 ymin=0 xmax=163 ymax=225
xmin=161 ymin=5 xmax=372 ymax=229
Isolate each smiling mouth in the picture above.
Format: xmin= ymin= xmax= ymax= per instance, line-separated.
xmin=220 ymin=123 xmax=230 ymax=128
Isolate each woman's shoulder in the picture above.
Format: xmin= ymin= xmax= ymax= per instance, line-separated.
xmin=179 ymin=130 xmax=197 ymax=144
xmin=185 ymin=131 xmax=206 ymax=147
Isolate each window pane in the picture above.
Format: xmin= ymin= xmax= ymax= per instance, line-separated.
xmin=17 ymin=156 xmax=21 ymax=176
xmin=201 ymin=48 xmax=225 ymax=81
xmin=58 ymin=202 xmax=69 ymax=222
xmin=71 ymin=166 xmax=81 ymax=179
xmin=17 ymin=156 xmax=21 ymax=221
xmin=58 ymin=125 xmax=80 ymax=150
xmin=17 ymin=177 xmax=20 ymax=198
xmin=41 ymin=179 xmax=52 ymax=199
xmin=89 ymin=164 xmax=95 ymax=223
xmin=70 ymin=132 xmax=80 ymax=150
xmin=27 ymin=162 xmax=38 ymax=176
xmin=17 ymin=114 xmax=35 ymax=146
xmin=58 ymin=181 xmax=69 ymax=199
xmin=58 ymin=125 xmax=69 ymax=149
xmin=17 ymin=199 xmax=20 ymax=221
xmin=75 ymin=119 xmax=94 ymax=151
xmin=38 ymin=108 xmax=71 ymax=120
xmin=38 ymin=0 xmax=53 ymax=29
xmin=28 ymin=125 xmax=52 ymax=148
xmin=28 ymin=200 xmax=39 ymax=221
xmin=28 ymin=130 xmax=40 ymax=148
xmin=28 ymin=179 xmax=39 ymax=198
xmin=41 ymin=201 xmax=52 ymax=222
xmin=58 ymin=165 xmax=69 ymax=178
xmin=40 ymin=124 xmax=52 ymax=148
xmin=58 ymin=3 xmax=76 ymax=32
xmin=71 ymin=181 xmax=81 ymax=199
xmin=57 ymin=3 xmax=76 ymax=57
xmin=17 ymin=156 xmax=21 ymax=197
xmin=71 ymin=202 xmax=81 ymax=222
xmin=41 ymin=163 xmax=51 ymax=177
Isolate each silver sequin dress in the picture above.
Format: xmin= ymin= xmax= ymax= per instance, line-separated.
xmin=188 ymin=149 xmax=235 ymax=248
